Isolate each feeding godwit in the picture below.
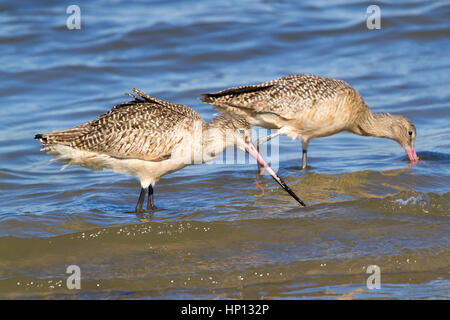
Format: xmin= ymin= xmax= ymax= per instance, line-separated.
xmin=200 ymin=74 xmax=418 ymax=169
xmin=35 ymin=89 xmax=306 ymax=213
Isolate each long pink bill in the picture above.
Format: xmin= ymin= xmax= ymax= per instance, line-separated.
xmin=406 ymin=148 xmax=419 ymax=162
xmin=245 ymin=143 xmax=306 ymax=207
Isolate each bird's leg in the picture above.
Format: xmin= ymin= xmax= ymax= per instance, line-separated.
xmin=147 ymin=185 xmax=157 ymax=210
xmin=256 ymin=131 xmax=281 ymax=146
xmin=135 ymin=187 xmax=147 ymax=213
xmin=302 ymin=149 xmax=307 ymax=169
xmin=256 ymin=132 xmax=280 ymax=175
xmin=256 ymin=144 xmax=262 ymax=174
xmin=301 ymin=140 xmax=309 ymax=169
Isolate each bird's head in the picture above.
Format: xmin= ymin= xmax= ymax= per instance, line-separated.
xmin=206 ymin=113 xmax=306 ymax=207
xmin=389 ymin=115 xmax=418 ymax=162
xmin=207 ymin=113 xmax=252 ymax=151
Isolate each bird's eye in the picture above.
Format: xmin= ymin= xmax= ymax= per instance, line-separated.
xmin=408 ymin=131 xmax=413 ymax=136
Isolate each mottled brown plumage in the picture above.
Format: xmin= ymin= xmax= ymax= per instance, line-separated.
xmin=201 ymin=74 xmax=418 ymax=168
xmin=38 ymin=89 xmax=204 ymax=162
xmin=36 ymin=89 xmax=306 ymax=212
xmin=201 ymin=74 xmax=352 ymax=119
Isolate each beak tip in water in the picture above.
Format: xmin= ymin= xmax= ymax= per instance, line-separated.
xmin=246 ymin=143 xmax=307 ymax=207
xmin=406 ymin=148 xmax=419 ymax=162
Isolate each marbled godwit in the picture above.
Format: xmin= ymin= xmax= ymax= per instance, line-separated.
xmin=200 ymin=74 xmax=418 ymax=169
xmin=35 ymin=89 xmax=306 ymax=213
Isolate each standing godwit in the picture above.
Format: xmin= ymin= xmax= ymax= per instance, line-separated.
xmin=200 ymin=74 xmax=418 ymax=169
xmin=35 ymin=89 xmax=306 ymax=213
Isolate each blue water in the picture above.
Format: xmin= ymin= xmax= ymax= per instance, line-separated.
xmin=0 ymin=0 xmax=449 ymax=299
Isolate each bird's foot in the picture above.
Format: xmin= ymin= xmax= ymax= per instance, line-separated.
xmin=135 ymin=209 xmax=145 ymax=215
xmin=257 ymin=164 xmax=265 ymax=176
xmin=134 ymin=206 xmax=157 ymax=216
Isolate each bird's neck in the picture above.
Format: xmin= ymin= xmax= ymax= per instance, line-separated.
xmin=200 ymin=123 xmax=229 ymax=163
xmin=175 ymin=121 xmax=223 ymax=165
xmin=351 ymin=108 xmax=396 ymax=140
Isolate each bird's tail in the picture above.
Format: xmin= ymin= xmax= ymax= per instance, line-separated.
xmin=34 ymin=133 xmax=48 ymax=143
xmin=200 ymin=84 xmax=273 ymax=105
xmin=199 ymin=94 xmax=215 ymax=104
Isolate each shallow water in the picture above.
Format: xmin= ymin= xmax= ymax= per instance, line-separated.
xmin=0 ymin=0 xmax=449 ymax=299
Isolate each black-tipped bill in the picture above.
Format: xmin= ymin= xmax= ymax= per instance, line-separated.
xmin=245 ymin=143 xmax=306 ymax=207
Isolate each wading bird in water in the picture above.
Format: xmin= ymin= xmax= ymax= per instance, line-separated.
xmin=200 ymin=74 xmax=418 ymax=169
xmin=35 ymin=89 xmax=306 ymax=213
